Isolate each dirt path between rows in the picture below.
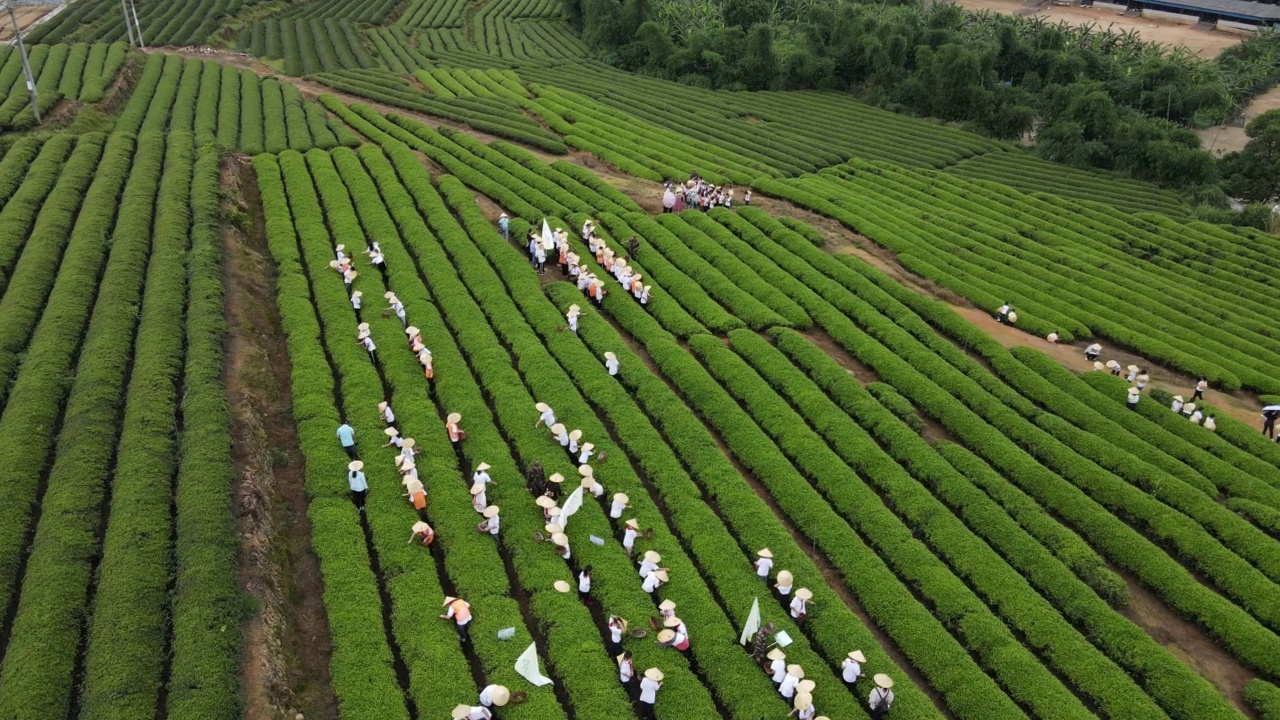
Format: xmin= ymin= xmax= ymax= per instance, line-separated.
xmin=225 ymin=155 xmax=338 ymax=720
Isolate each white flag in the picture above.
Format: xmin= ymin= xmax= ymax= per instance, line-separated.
xmin=541 ymin=219 xmax=554 ymax=247
xmin=514 ymin=641 xmax=553 ymax=687
xmin=558 ymin=485 xmax=584 ymax=529
xmin=739 ymin=597 xmax=761 ymax=646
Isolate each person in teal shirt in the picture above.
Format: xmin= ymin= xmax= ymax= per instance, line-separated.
xmin=337 ymin=422 xmax=356 ymax=458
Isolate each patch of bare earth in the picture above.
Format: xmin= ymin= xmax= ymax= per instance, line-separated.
xmin=225 ymin=155 xmax=338 ymax=720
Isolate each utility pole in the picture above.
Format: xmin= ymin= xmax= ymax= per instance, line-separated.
xmin=5 ymin=3 xmax=40 ymax=123
xmin=129 ymin=0 xmax=143 ymax=47
xmin=121 ymin=0 xmax=134 ymax=44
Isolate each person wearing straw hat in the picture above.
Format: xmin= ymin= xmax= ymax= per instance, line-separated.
xmin=377 ymin=400 xmax=395 ymax=426
xmin=342 ymin=265 xmax=357 ymax=289
xmin=630 ymin=275 xmax=644 ymax=299
xmin=1046 ymin=332 xmax=1058 ymax=344
xmin=582 ymin=218 xmax=595 ymax=241
xmin=551 ymin=532 xmax=570 ymax=559
xmin=357 ymin=328 xmax=376 ymax=359
xmin=1092 ymin=361 xmax=1105 ymax=372
xmin=441 ymin=595 xmax=472 ymax=642
xmin=754 ymin=548 xmax=774 ymax=579
xmin=527 ymin=230 xmax=539 ymax=266
xmin=767 ymin=648 xmax=787 ymax=683
xmin=368 ymin=244 xmax=385 ymax=270
xmin=478 ymin=684 xmax=511 ymax=709
xmin=534 ymin=237 xmax=548 ymax=275
xmin=578 ymin=565 xmax=593 ymax=604
xmin=477 ymin=505 xmax=500 ymax=535
xmin=610 ymin=493 xmax=629 ymax=520
xmin=414 ymin=344 xmax=434 ymax=382
xmin=1136 ymin=369 xmax=1149 ymax=391
xmin=566 ymin=304 xmax=580 ymax=333
xmin=470 ymin=482 xmax=488 ymax=513
xmin=408 ymin=520 xmax=434 ymax=546
xmin=399 ymin=457 xmax=418 ymax=483
xmin=535 ymin=402 xmax=557 ymax=429
xmin=617 ymin=650 xmax=635 ymax=686
xmin=383 ymin=426 xmax=403 ymax=450
xmin=335 ymin=244 xmax=347 ymax=263
xmin=336 ymin=421 xmax=356 ymax=458
xmin=1104 ymin=360 xmax=1120 ymax=376
xmin=1126 ymin=387 xmax=1140 ymax=411
xmin=869 ymin=674 xmax=895 ymax=718
xmin=568 ymin=253 xmax=582 ymax=280
xmin=622 ymin=518 xmax=640 ymax=556
xmin=446 ymin=413 xmax=463 ymax=444
xmin=657 ymin=598 xmax=676 ymax=621
xmin=638 ymin=550 xmax=661 ymax=579
xmin=1126 ymin=365 xmax=1139 ymax=383
xmin=536 ymin=494 xmax=558 ymax=520
xmin=637 ymin=285 xmax=651 ymax=305
xmin=779 ymin=664 xmax=804 ymax=699
xmin=350 ymin=289 xmax=362 ymax=311
xmin=1171 ymin=395 xmax=1185 ymax=414
xmin=775 ymin=570 xmax=794 ymax=597
xmin=1084 ymin=343 xmax=1101 ymax=361
xmin=604 ymin=352 xmax=619 ymax=376
xmin=581 ymin=475 xmax=604 ymax=499
xmin=546 ymin=472 xmax=565 ymax=500
xmin=403 ymin=477 xmax=427 ymax=513
xmin=790 ymin=588 xmax=813 ymax=622
xmin=347 ymin=461 xmax=368 ymax=511
xmin=1192 ymin=378 xmax=1208 ymax=401
xmin=386 ymin=292 xmax=405 ymax=326
xmin=405 ymin=325 xmax=424 ymax=349
xmin=655 ymin=626 xmax=688 ymax=652
xmin=842 ymin=650 xmax=867 ymax=685
xmin=995 ymin=301 xmax=1011 ymax=325
xmin=641 ymin=568 xmax=668 ymax=594
xmin=607 ymin=614 xmax=628 ymax=655
xmin=789 ymin=692 xmax=816 ymax=720
xmin=1181 ymin=401 xmax=1195 ymax=418
xmin=639 ymin=668 xmax=663 ymax=718
xmin=578 ymin=441 xmax=598 ymax=466
xmin=451 ymin=704 xmax=484 ymax=720
xmin=473 ymin=462 xmax=494 ymax=488
xmin=550 ymin=423 xmax=570 ymax=448
xmin=1204 ymin=414 xmax=1217 ymax=432
xmin=567 ymin=429 xmax=583 ymax=455
xmin=498 ymin=212 xmax=509 ymax=241
xmin=591 ymin=278 xmax=606 ymax=306
xmin=577 ymin=270 xmax=593 ymax=292
xmin=1189 ymin=406 xmax=1204 ymax=425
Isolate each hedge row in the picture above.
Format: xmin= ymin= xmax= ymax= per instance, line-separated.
xmin=80 ymin=133 xmax=193 ymax=720
xmin=0 ymin=134 xmax=77 ymax=299
xmin=168 ymin=144 xmax=242 ymax=719
xmin=216 ymin=65 xmax=241 ymax=150
xmin=79 ymin=42 xmax=129 ymax=103
xmin=0 ymin=133 xmax=136 ymax=720
xmin=140 ymin=53 xmax=184 ymax=134
xmin=434 ymin=171 xmax=852 ymax=718
xmin=255 ymin=153 xmax=413 ymax=720
xmin=170 ymin=57 xmax=204 ymax=134
xmin=115 ymin=52 xmax=165 ymax=135
xmin=732 ymin=211 xmax=1280 ymax=680
xmin=194 ymin=60 xmax=222 ymax=146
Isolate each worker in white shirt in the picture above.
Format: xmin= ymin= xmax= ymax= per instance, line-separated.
xmin=1192 ymin=379 xmax=1208 ymax=401
xmin=582 ymin=475 xmax=604 ymax=498
xmin=383 ymin=427 xmax=402 ymax=449
xmin=395 ymin=437 xmax=416 ymax=468
xmin=1182 ymin=402 xmax=1196 ymax=418
xmin=610 ymin=493 xmax=629 ymax=519
xmin=1136 ymin=370 xmax=1149 ymax=391
xmin=578 ymin=565 xmax=593 ymax=604
xmin=470 ymin=482 xmax=487 ymax=513
xmin=641 ymin=568 xmax=668 ymax=593
xmin=566 ymin=304 xmax=580 ymax=333
xmin=1084 ymin=343 xmax=1101 ymax=361
xmin=350 ymin=289 xmax=362 ymax=311
xmin=1171 ymin=395 xmax=1184 ymax=414
xmin=622 ymin=518 xmax=640 ymax=556
xmin=582 ymin=218 xmax=595 ymax=240
xmin=578 ymin=442 xmax=595 ymax=465
xmin=995 ymin=302 xmax=1011 ymax=324
xmin=377 ymin=400 xmax=395 ymax=426
xmin=1127 ymin=387 xmax=1140 ymax=411
xmin=639 ymin=285 xmax=651 ymax=305
xmin=605 ymin=351 xmax=619 ymax=376
xmin=385 ymin=292 xmax=405 ymax=326
xmin=1189 ymin=407 xmax=1204 ymax=425
xmin=342 ymin=265 xmax=357 ymax=288
xmin=1126 ymin=365 xmax=1139 ymax=383
xmin=477 ymin=505 xmax=500 ymax=536
xmin=607 ymin=614 xmax=628 ymax=655
xmin=450 ymin=704 xmax=490 ymax=720
xmin=1046 ymin=332 xmax=1058 ymax=344
xmin=347 ymin=461 xmax=367 ymax=510
xmin=357 ymin=328 xmax=376 ymax=359
xmin=551 ymin=423 xmax=570 ymax=448
xmin=790 ymin=588 xmax=813 ymax=622
xmin=535 ymin=402 xmax=557 ymax=429
xmin=368 ymin=245 xmax=385 ymax=269
xmin=552 ymin=532 xmax=570 ymax=560
xmin=869 ymin=674 xmax=895 ymax=718
xmin=405 ymin=325 xmax=424 ymax=349
xmin=1105 ymin=360 xmax=1121 ymax=375
xmin=568 ymin=429 xmax=582 ymax=454
xmin=775 ymin=569 xmax=794 ymax=596
xmin=441 ymin=596 xmax=472 ymax=642
xmin=473 ymin=462 xmax=494 ymax=487
xmin=477 ymin=684 xmax=510 ymax=709
xmin=638 ymin=668 xmax=663 ymax=719
xmin=754 ymin=548 xmax=774 ymax=578
xmin=789 ymin=692 xmax=816 ymax=720
xmin=842 ymin=650 xmax=866 ymax=685
xmin=638 ymin=550 xmax=661 ymax=578
xmin=617 ymin=651 xmax=635 ymax=686
xmin=779 ymin=664 xmax=803 ymax=699
xmin=767 ymin=648 xmax=787 ymax=684
xmin=1204 ymin=415 xmax=1217 ymax=431
xmin=657 ymin=598 xmax=676 ymax=621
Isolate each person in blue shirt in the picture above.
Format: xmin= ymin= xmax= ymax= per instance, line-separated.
xmin=337 ymin=422 xmax=356 ymax=458
xmin=348 ymin=460 xmax=368 ymax=511
xmin=498 ymin=213 xmax=509 ymax=241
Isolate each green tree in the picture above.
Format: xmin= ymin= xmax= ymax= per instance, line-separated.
xmin=1221 ymin=108 xmax=1280 ymax=202
xmin=740 ymin=23 xmax=779 ymax=90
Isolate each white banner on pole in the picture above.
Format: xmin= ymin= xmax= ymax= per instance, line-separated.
xmin=739 ymin=597 xmax=761 ymax=646
xmin=514 ymin=642 xmax=553 ymax=687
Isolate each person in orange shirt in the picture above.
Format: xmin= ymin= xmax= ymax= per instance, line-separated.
xmin=440 ymin=596 xmax=472 ymax=642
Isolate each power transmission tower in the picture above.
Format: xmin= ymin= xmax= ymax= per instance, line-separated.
xmin=2 ymin=0 xmax=61 ymax=124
